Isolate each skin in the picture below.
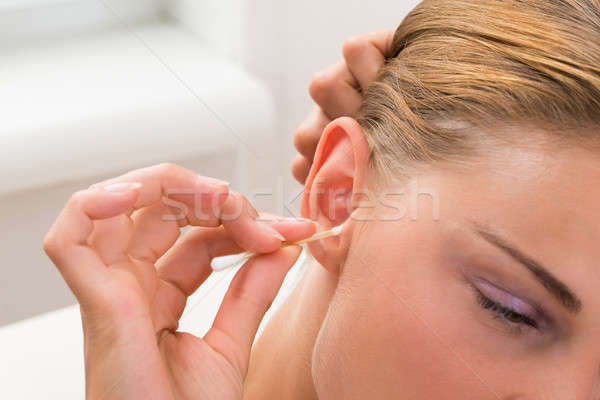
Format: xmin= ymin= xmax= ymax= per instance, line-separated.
xmin=285 ymin=32 xmax=599 ymax=397
xmin=43 ymin=30 xmax=600 ymax=399
xmin=43 ymin=163 xmax=317 ymax=399
xmin=247 ymin=118 xmax=600 ymax=399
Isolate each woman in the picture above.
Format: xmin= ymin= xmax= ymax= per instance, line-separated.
xmin=44 ymin=0 xmax=600 ymax=398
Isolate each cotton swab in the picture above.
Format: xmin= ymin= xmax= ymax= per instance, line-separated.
xmin=210 ymin=224 xmax=344 ymax=272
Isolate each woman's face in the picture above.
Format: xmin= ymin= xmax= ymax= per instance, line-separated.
xmin=311 ymin=138 xmax=600 ymax=399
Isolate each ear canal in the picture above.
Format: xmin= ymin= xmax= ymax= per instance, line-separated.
xmin=300 ymin=117 xmax=371 ymax=274
xmin=318 ymin=178 xmax=354 ymax=228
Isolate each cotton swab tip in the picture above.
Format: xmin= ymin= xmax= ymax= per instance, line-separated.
xmin=330 ymin=224 xmax=343 ymax=236
xmin=210 ymin=253 xmax=250 ymax=272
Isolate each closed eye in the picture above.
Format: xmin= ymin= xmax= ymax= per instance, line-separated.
xmin=475 ymin=289 xmax=539 ymax=332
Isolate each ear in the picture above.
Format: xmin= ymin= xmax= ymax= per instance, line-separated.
xmin=300 ymin=116 xmax=371 ymax=275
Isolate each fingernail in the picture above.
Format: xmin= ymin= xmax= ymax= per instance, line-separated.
xmin=199 ymin=175 xmax=230 ymax=187
xmin=256 ymin=220 xmax=286 ymax=241
xmin=104 ymin=182 xmax=142 ymax=192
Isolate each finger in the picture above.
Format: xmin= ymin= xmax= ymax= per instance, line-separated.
xmin=342 ymin=29 xmax=394 ymax=89
xmin=155 ymin=217 xmax=316 ymax=298
xmin=130 ymin=189 xmax=291 ymax=272
xmin=43 ymin=184 xmax=141 ymax=302
xmin=89 ymin=163 xmax=230 ymax=227
xmin=87 ymin=196 xmax=180 ymax=268
xmin=156 ymin=227 xmax=239 ymax=299
xmin=92 ymin=163 xmax=288 ymax=255
xmin=204 ymin=246 xmax=303 ymax=374
xmin=86 ymin=197 xmax=181 ymax=303
xmin=87 ymin=214 xmax=134 ymax=265
xmin=293 ymin=105 xmax=330 ymax=160
xmin=127 ymin=202 xmax=182 ymax=264
xmin=291 ymin=154 xmax=312 ymax=184
xmin=219 ymin=191 xmax=293 ymax=254
xmin=88 ymin=213 xmax=161 ymax=301
xmin=308 ymin=59 xmax=363 ymax=119
xmin=255 ymin=213 xmax=315 ymax=238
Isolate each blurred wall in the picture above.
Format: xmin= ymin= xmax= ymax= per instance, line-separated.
xmin=2 ymin=0 xmax=421 ymax=326
xmin=170 ymin=0 xmax=422 ymax=214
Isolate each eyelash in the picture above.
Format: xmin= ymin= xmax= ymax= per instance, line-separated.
xmin=475 ymin=290 xmax=539 ymax=333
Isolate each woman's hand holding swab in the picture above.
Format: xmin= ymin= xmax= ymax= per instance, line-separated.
xmin=42 ymin=163 xmax=317 ymax=400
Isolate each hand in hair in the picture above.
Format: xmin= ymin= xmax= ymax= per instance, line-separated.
xmin=291 ymin=29 xmax=394 ymax=184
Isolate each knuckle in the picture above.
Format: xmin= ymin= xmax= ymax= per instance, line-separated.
xmin=291 ymin=157 xmax=302 ymax=172
xmin=291 ymin=156 xmax=310 ymax=184
xmin=156 ymin=162 xmax=180 ymax=175
xmin=290 ymin=164 xmax=300 ymax=182
xmin=293 ymin=128 xmax=316 ymax=156
xmin=68 ymin=189 xmax=88 ymax=208
xmin=343 ymin=35 xmax=365 ymax=59
xmin=308 ymin=71 xmax=332 ymax=101
xmin=42 ymin=231 xmax=62 ymax=257
xmin=72 ymin=187 xmax=92 ymax=202
xmin=290 ymin=156 xmax=301 ymax=171
xmin=293 ymin=127 xmax=308 ymax=152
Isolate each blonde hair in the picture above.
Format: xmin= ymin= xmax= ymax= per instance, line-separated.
xmin=357 ymin=0 xmax=600 ymax=180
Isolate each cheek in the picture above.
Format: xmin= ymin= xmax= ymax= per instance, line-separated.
xmin=311 ymin=256 xmax=496 ymax=399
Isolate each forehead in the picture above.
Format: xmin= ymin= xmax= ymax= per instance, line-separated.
xmin=423 ymin=134 xmax=600 ymax=297
xmin=438 ymin=131 xmax=600 ymax=220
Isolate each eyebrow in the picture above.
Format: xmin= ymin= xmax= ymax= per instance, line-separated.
xmin=474 ymin=226 xmax=583 ymax=315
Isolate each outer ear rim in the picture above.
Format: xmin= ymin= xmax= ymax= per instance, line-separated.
xmin=299 ymin=117 xmax=371 ymax=275
xmin=300 ymin=116 xmax=370 ymax=220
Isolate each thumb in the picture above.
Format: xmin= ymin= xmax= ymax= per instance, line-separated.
xmin=43 ymin=183 xmax=142 ymax=301
xmin=203 ymin=245 xmax=302 ymax=375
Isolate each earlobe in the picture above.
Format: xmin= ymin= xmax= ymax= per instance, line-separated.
xmin=300 ymin=117 xmax=371 ymax=275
